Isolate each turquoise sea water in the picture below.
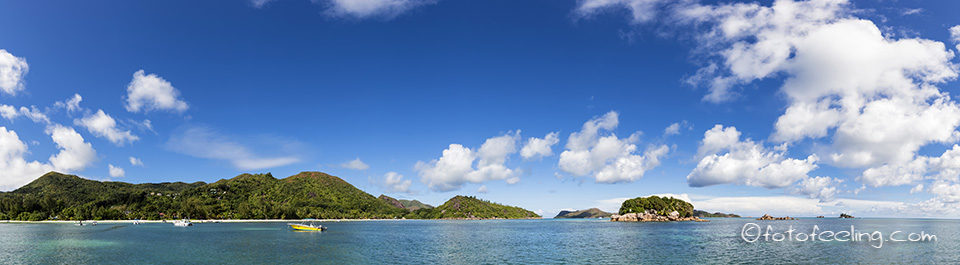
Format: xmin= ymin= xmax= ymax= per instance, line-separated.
xmin=0 ymin=218 xmax=957 ymax=264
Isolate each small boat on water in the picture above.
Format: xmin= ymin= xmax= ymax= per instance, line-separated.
xmin=173 ymin=219 xmax=193 ymax=227
xmin=288 ymin=220 xmax=326 ymax=231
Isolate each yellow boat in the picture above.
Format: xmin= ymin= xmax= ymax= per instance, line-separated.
xmin=288 ymin=220 xmax=327 ymax=231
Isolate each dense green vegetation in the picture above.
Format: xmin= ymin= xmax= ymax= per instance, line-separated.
xmin=619 ymin=196 xmax=694 ymax=217
xmin=692 ymin=210 xmax=740 ymax=218
xmin=399 ymin=199 xmax=433 ymax=211
xmin=0 ymin=171 xmax=407 ymax=221
xmin=554 ymin=208 xmax=613 ymax=218
xmin=378 ymin=195 xmax=405 ymax=209
xmin=404 ymin=196 xmax=539 ymax=219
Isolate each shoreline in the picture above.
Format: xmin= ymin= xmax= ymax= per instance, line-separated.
xmin=0 ymin=218 xmax=547 ymax=224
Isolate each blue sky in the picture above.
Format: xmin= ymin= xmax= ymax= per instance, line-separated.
xmin=2 ymin=0 xmax=960 ymax=218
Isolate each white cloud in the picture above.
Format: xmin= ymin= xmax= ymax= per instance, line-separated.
xmin=46 ymin=125 xmax=98 ymax=172
xmin=910 ymin=184 xmax=924 ymax=194
xmin=383 ymin=171 xmax=413 ymax=194
xmin=586 ymin=1 xmax=960 ymax=187
xmin=688 ymin=125 xmax=818 ymax=188
xmin=0 ymin=127 xmax=54 ymax=190
xmin=520 ymin=132 xmax=559 ymax=160
xmin=0 ymin=105 xmax=16 ymax=120
xmin=341 ymin=158 xmax=370 ymax=170
xmin=0 ymin=49 xmax=28 ymax=96
xmin=415 ymin=132 xmax=521 ymax=192
xmin=951 ymin=25 xmax=960 ymax=52
xmin=792 ymin=176 xmax=842 ymax=202
xmin=125 ymin=70 xmax=189 ymax=113
xmin=0 ymin=105 xmax=51 ymax=124
xmin=901 ymin=8 xmax=923 ymax=16
xmin=679 ymin=0 xmax=960 ymax=171
xmin=0 ymin=124 xmax=99 ymax=191
xmin=165 ymin=126 xmax=300 ymax=170
xmin=54 ymin=94 xmax=82 ymax=113
xmin=321 ymin=0 xmax=437 ymax=19
xmin=858 ymin=144 xmax=960 ymax=187
xmin=663 ymin=120 xmax=691 ymax=136
xmin=929 ymin=181 xmax=960 ymax=203
xmin=558 ymin=111 xmax=669 ymax=183
xmin=75 ymin=110 xmax=139 ymax=146
xmin=129 ymin=156 xmax=143 ymax=166
xmin=477 ymin=185 xmax=488 ymax=193
xmin=575 ymin=0 xmax=668 ymax=24
xmin=108 ymin=164 xmax=125 ymax=178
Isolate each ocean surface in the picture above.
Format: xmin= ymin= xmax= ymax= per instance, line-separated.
xmin=1 ymin=218 xmax=957 ymax=264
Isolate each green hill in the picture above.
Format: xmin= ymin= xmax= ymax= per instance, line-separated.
xmin=378 ymin=194 xmax=405 ymax=209
xmin=399 ymin=199 xmax=433 ymax=211
xmin=405 ymin=195 xmax=539 ymax=219
xmin=619 ymin=196 xmax=693 ymax=217
xmin=0 ymin=171 xmax=406 ymax=221
xmin=554 ymin=208 xmax=613 ymax=218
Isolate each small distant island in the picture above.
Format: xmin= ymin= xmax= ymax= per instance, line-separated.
xmin=756 ymin=214 xmax=796 ymax=220
xmin=554 ymin=208 xmax=613 ymax=219
xmin=0 ymin=171 xmax=540 ymax=221
xmin=610 ymin=196 xmax=707 ymax=222
xmin=840 ymin=213 xmax=855 ymax=218
xmin=693 ymin=210 xmax=740 ymax=218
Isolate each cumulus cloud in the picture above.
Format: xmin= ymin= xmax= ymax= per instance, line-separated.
xmin=688 ymin=125 xmax=818 ymax=189
xmin=108 ymin=164 xmax=125 ymax=178
xmin=0 ymin=127 xmax=54 ymax=190
xmin=0 ymin=105 xmax=50 ymax=124
xmin=165 ymin=126 xmax=300 ymax=170
xmin=929 ymin=181 xmax=960 ymax=203
xmin=0 ymin=125 xmax=98 ymax=190
xmin=383 ymin=171 xmax=413 ymax=194
xmin=477 ymin=185 xmax=488 ymax=193
xmin=520 ymin=132 xmax=559 ymax=160
xmin=792 ymin=176 xmax=842 ymax=202
xmin=583 ymin=0 xmax=960 ymax=192
xmin=0 ymin=49 xmax=28 ymax=96
xmin=129 ymin=156 xmax=143 ymax=166
xmin=54 ymin=94 xmax=82 ymax=113
xmin=910 ymin=184 xmax=924 ymax=194
xmin=341 ymin=158 xmax=370 ymax=170
xmin=46 ymin=125 xmax=98 ymax=171
xmin=680 ymin=0 xmax=959 ymax=170
xmin=321 ymin=0 xmax=437 ymax=19
xmin=75 ymin=110 xmax=139 ymax=146
xmin=125 ymin=70 xmax=189 ymax=113
xmin=858 ymin=144 xmax=960 ymax=187
xmin=415 ymin=132 xmax=521 ymax=192
xmin=558 ymin=111 xmax=669 ymax=183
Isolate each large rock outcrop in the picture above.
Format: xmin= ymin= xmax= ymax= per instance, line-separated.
xmin=756 ymin=214 xmax=796 ymax=220
xmin=610 ymin=209 xmax=708 ymax=222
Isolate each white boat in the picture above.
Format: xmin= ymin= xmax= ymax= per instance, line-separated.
xmin=173 ymin=219 xmax=193 ymax=227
